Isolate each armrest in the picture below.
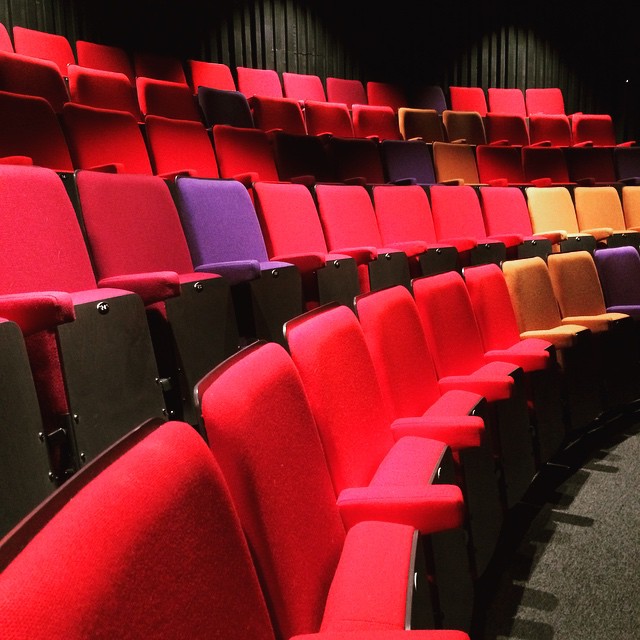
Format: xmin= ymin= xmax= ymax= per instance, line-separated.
xmin=0 ymin=291 xmax=75 ymax=335
xmin=390 ymin=415 xmax=484 ymax=450
xmin=579 ymin=227 xmax=613 ymax=241
xmin=437 ymin=374 xmax=512 ymax=403
xmin=98 ymin=271 xmax=181 ymax=305
xmin=195 ymin=260 xmax=261 ymax=285
xmin=331 ymin=246 xmax=378 ymax=264
xmin=337 ymin=484 xmax=464 ymax=534
xmin=0 ymin=155 xmax=33 ymax=166
xmin=272 ymin=252 xmax=327 ymax=272
xmin=88 ymin=162 xmax=124 ymax=173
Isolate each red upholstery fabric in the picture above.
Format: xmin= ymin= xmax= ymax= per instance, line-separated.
xmin=366 ymin=81 xmax=408 ymax=112
xmin=212 ymin=124 xmax=280 ymax=183
xmin=136 ymin=77 xmax=201 ymax=121
xmin=236 ymin=66 xmax=283 ymax=99
xmin=304 ymin=99 xmax=355 ymax=137
xmin=571 ymin=113 xmax=632 ymax=147
xmin=485 ymin=113 xmax=531 ymax=146
xmin=145 ymin=115 xmax=219 ymax=178
xmin=525 ymin=88 xmax=565 ymax=116
xmin=75 ymin=40 xmax=135 ymax=85
xmin=529 ymin=114 xmax=572 ymax=147
xmin=61 ymin=102 xmax=153 ymax=174
xmin=0 ymin=90 xmax=74 ymax=172
xmin=283 ymin=71 xmax=327 ymax=102
xmin=250 ymin=95 xmax=308 ymax=135
xmin=0 ymin=50 xmax=69 ymax=113
xmin=0 ymin=291 xmax=75 ymax=336
xmin=0 ymin=21 xmax=13 ymax=52
xmin=487 ymin=88 xmax=527 ymax=117
xmin=67 ymin=64 xmax=141 ymax=120
xmin=352 ymin=104 xmax=402 ymax=140
xmin=326 ymin=77 xmax=367 ymax=109
xmin=476 ymin=145 xmax=528 ymax=186
xmin=448 ymin=86 xmax=488 ymax=116
xmin=0 ymin=420 xmax=276 ymax=640
xmin=522 ymin=146 xmax=572 ymax=184
xmin=187 ymin=59 xmax=236 ymax=92
xmin=133 ymin=51 xmax=187 ymax=84
xmin=12 ymin=26 xmax=75 ymax=77
xmin=74 ymin=171 xmax=196 ymax=279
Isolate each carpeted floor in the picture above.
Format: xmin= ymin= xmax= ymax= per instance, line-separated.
xmin=472 ymin=406 xmax=640 ymax=639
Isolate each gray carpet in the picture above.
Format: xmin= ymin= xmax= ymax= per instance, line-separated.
xmin=474 ymin=409 xmax=640 ymax=639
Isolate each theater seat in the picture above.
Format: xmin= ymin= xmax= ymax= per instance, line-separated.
xmin=283 ymin=308 xmax=475 ymax=630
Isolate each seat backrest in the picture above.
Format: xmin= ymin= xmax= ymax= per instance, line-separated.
xmin=571 ymin=113 xmax=617 ymax=147
xmin=622 ymin=185 xmax=640 ymax=230
xmin=463 ymin=262 xmax=527 ymax=351
xmin=284 ymin=304 xmax=396 ymax=493
xmin=282 ymin=71 xmax=326 ymax=102
xmin=478 ymin=185 xmax=535 ymax=237
xmin=525 ymin=185 xmax=581 ymax=235
xmin=197 ymin=86 xmax=254 ymax=128
xmin=484 ymin=113 xmax=530 ymax=146
xmin=431 ymin=141 xmax=480 ymax=185
xmin=412 ymin=270 xmax=491 ymax=376
xmin=564 ymin=146 xmax=618 ymax=184
xmin=314 ymin=183 xmax=384 ymax=250
xmin=372 ymin=184 xmax=440 ymax=245
xmin=528 ymin=114 xmax=572 ymax=147
xmin=522 ymin=146 xmax=571 ymax=184
xmin=144 ymin=114 xmax=219 ymax=178
xmin=487 ymin=88 xmax=526 ymax=117
xmin=0 ymin=419 xmax=276 ymax=640
xmin=326 ymin=136 xmax=386 ymax=185
xmin=212 ymin=124 xmax=280 ymax=183
xmin=0 ymin=21 xmax=13 ymax=52
xmin=352 ymin=104 xmax=402 ymax=140
xmin=136 ymin=77 xmax=202 ymax=121
xmin=593 ymin=245 xmax=640 ymax=309
xmin=448 ymin=87 xmax=488 ymax=116
xmin=75 ymin=40 xmax=135 ymax=85
xmin=411 ymin=84 xmax=448 ymax=114
xmin=133 ymin=50 xmax=187 ymax=84
xmin=365 ymin=80 xmax=407 ymax=112
xmin=398 ymin=107 xmax=446 ymax=143
xmin=12 ymin=26 xmax=75 ymax=77
xmin=325 ymin=76 xmax=367 ymax=109
xmin=187 ymin=59 xmax=236 ymax=93
xmin=547 ymin=250 xmax=608 ymax=317
xmin=0 ymin=164 xmax=97 ymax=294
xmin=501 ymin=256 xmax=564 ymax=332
xmin=573 ymin=185 xmax=627 ymax=233
xmin=0 ymin=50 xmax=70 ymax=113
xmin=303 ymin=99 xmax=354 ymax=137
xmin=250 ymin=95 xmax=307 ymax=135
xmin=380 ymin=139 xmax=437 ymax=185
xmin=253 ymin=180 xmax=331 ymax=256
xmin=0 ymin=89 xmax=74 ymax=172
xmin=236 ymin=66 xmax=283 ymax=99
xmin=355 ymin=284 xmax=444 ymax=417
xmin=475 ymin=144 xmax=526 ymax=185
xmin=61 ymin=102 xmax=154 ymax=174
xmin=442 ymin=109 xmax=487 ymax=145
xmin=197 ymin=341 xmax=346 ymax=639
xmin=67 ymin=64 xmax=141 ymax=120
xmin=74 ymin=170 xmax=196 ymax=277
xmin=173 ymin=176 xmax=270 ymax=267
xmin=525 ymin=88 xmax=565 ymax=116
xmin=428 ymin=184 xmax=488 ymax=245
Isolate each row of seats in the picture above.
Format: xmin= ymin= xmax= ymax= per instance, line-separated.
xmin=3 ymin=235 xmax=640 ymax=635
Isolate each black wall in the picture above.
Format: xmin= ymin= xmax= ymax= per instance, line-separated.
xmin=1 ymin=0 xmax=639 ymax=140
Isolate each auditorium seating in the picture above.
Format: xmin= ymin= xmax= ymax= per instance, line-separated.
xmin=525 ymin=87 xmax=566 ymax=116
xmin=325 ymin=136 xmax=387 ymax=185
xmin=528 ymin=114 xmax=572 ymax=147
xmin=564 ymin=146 xmax=621 ymax=186
xmin=283 ymin=304 xmax=475 ymax=630
xmin=282 ymin=70 xmax=326 ymax=102
xmin=352 ymin=104 xmax=402 ymax=140
xmin=380 ymin=139 xmax=437 ymax=185
xmin=72 ymin=169 xmax=240 ymax=426
xmin=252 ymin=180 xmax=362 ymax=308
xmin=0 ymin=164 xmax=167 ymax=481
xmin=431 ymin=142 xmax=482 ymax=185
xmin=371 ymin=184 xmax=460 ymax=276
xmin=197 ymin=339 xmax=474 ymax=635
xmin=398 ymin=107 xmax=447 ymax=143
xmin=67 ymin=64 xmax=141 ymax=120
xmin=197 ymin=85 xmax=255 ymax=128
xmin=250 ymin=94 xmax=307 ymax=134
xmin=75 ymin=39 xmax=136 ymax=84
xmin=303 ymin=99 xmax=355 ymax=137
xmin=187 ymin=59 xmax=236 ymax=92
xmin=314 ymin=183 xmax=413 ymax=293
xmin=12 ymin=25 xmax=75 ymax=77
xmin=487 ymin=87 xmax=527 ymax=116
xmin=0 ymin=21 xmax=13 ymax=51
xmin=411 ymin=270 xmax=538 ymax=508
xmin=411 ymin=84 xmax=448 ymax=113
xmin=593 ymin=245 xmax=640 ymax=320
xmin=571 ymin=113 xmax=635 ymax=147
xmin=133 ymin=50 xmax=187 ymax=84
xmin=136 ymin=76 xmax=202 ymax=121
xmin=325 ymin=76 xmax=367 ymax=108
xmin=484 ymin=113 xmax=531 ymax=146
xmin=173 ymin=176 xmax=304 ymax=344
xmin=236 ymin=66 xmax=283 ymax=99
xmin=366 ymin=80 xmax=408 ymax=112
xmin=354 ymin=284 xmax=504 ymax=576
xmin=442 ymin=110 xmax=487 ymax=145
xmin=448 ymin=87 xmax=488 ymax=116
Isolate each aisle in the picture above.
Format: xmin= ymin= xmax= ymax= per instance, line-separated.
xmin=473 ymin=409 xmax=640 ymax=639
